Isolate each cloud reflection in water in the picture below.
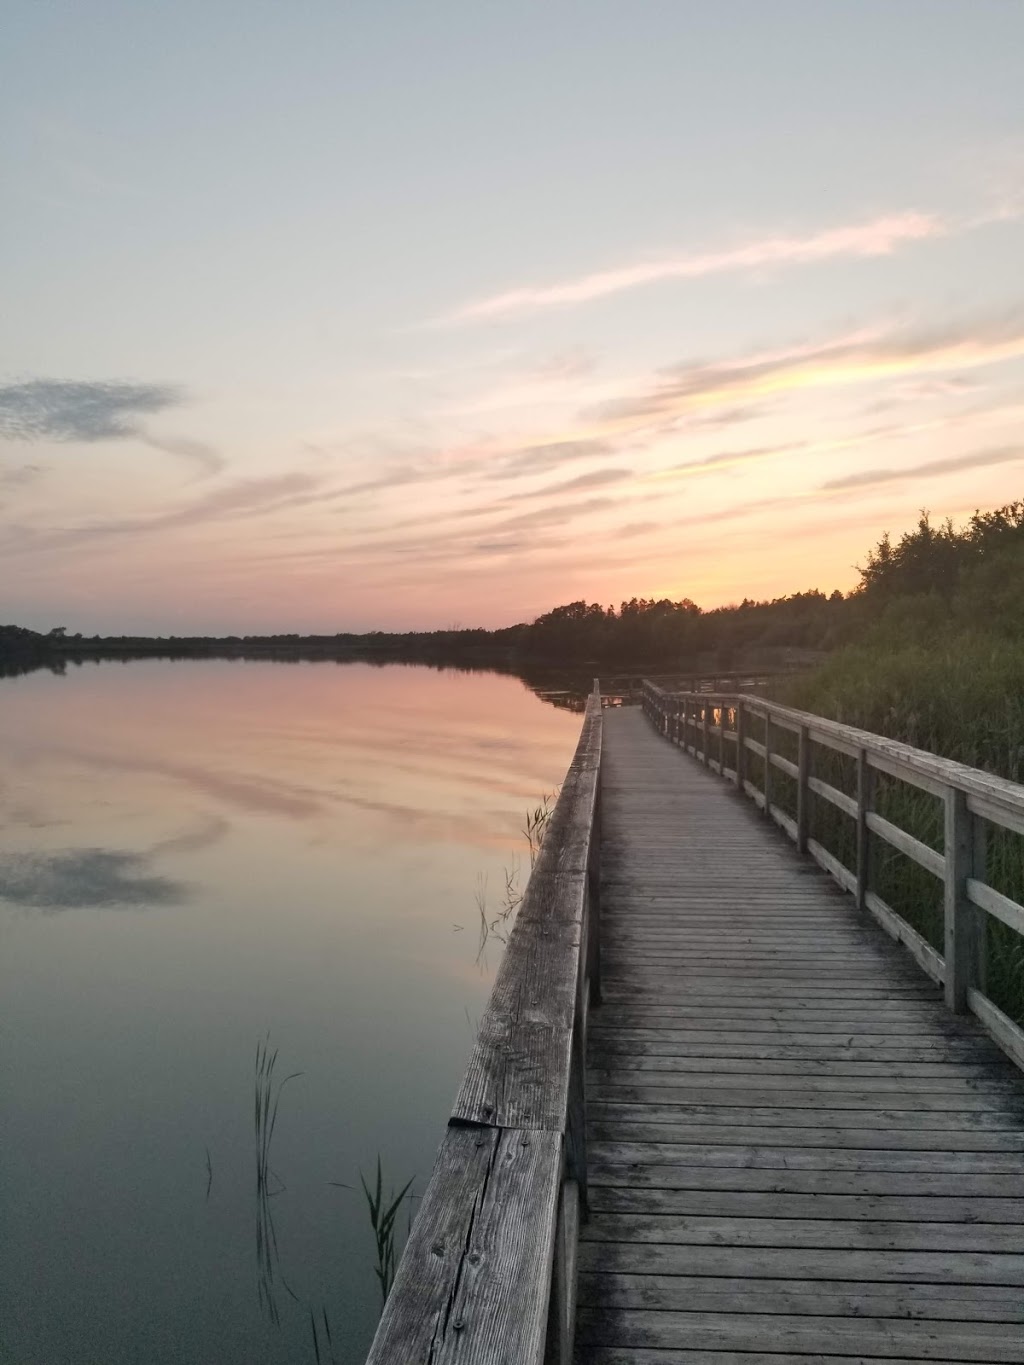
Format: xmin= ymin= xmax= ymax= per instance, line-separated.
xmin=0 ymin=848 xmax=189 ymax=910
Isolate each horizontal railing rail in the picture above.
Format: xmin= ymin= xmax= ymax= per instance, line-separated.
xmin=366 ymin=686 xmax=603 ymax=1365
xmin=597 ymin=668 xmax=797 ymax=701
xmin=642 ymin=679 xmax=1024 ymax=1074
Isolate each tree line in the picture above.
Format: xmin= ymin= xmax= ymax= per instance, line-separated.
xmin=3 ymin=498 xmax=1022 ymax=676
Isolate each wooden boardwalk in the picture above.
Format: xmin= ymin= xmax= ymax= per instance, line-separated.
xmin=578 ymin=706 xmax=1024 ymax=1364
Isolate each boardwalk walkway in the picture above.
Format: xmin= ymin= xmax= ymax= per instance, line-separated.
xmin=579 ymin=705 xmax=1024 ymax=1363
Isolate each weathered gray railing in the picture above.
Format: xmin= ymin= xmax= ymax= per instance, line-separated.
xmin=598 ymin=668 xmax=790 ymax=702
xmin=642 ymin=679 xmax=1024 ymax=1073
xmin=366 ymin=687 xmax=602 ymax=1365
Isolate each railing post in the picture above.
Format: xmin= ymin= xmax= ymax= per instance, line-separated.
xmin=973 ymin=815 xmax=989 ymax=995
xmin=546 ymin=1177 xmax=579 ymax=1365
xmin=701 ymin=701 xmax=709 ymax=767
xmin=796 ymin=724 xmax=810 ymax=854
xmin=856 ymin=748 xmax=871 ymax=910
xmin=763 ymin=712 xmax=772 ymax=815
xmin=718 ymin=701 xmax=725 ymax=773
xmin=944 ymin=786 xmax=976 ymax=1013
xmin=736 ymin=700 xmax=746 ymax=791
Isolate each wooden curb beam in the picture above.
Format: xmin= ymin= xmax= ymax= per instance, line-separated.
xmin=366 ymin=687 xmax=603 ymax=1365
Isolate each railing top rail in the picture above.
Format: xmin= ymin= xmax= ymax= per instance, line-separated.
xmin=366 ymin=686 xmax=603 ymax=1365
xmin=451 ymin=687 xmax=602 ymax=1129
xmin=643 ymin=679 xmax=1024 ymax=821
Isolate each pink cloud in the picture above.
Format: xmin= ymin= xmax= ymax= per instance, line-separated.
xmin=448 ymin=212 xmax=942 ymax=322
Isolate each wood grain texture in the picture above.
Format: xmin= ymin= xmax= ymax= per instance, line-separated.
xmin=580 ymin=705 xmax=1024 ymax=1365
xmin=366 ymin=1125 xmax=561 ymax=1365
xmin=451 ymin=693 xmax=600 ymax=1130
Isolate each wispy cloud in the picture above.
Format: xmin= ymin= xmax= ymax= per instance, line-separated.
xmin=823 ymin=444 xmax=1023 ymax=491
xmin=0 ymin=472 xmax=328 ymax=559
xmin=0 ymin=462 xmax=45 ymax=490
xmin=90 ymin=472 xmax=326 ymax=537
xmin=0 ymin=378 xmax=181 ymax=442
xmin=587 ymin=312 xmax=1024 ymax=429
xmin=483 ymin=438 xmax=615 ymax=480
xmin=446 ymin=212 xmax=942 ymax=322
xmin=0 ymin=377 xmax=225 ymax=478
xmin=140 ymin=434 xmax=226 ymax=478
xmin=504 ymin=466 xmax=633 ymax=500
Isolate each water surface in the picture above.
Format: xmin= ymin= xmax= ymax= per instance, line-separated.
xmin=0 ymin=660 xmax=580 ymax=1364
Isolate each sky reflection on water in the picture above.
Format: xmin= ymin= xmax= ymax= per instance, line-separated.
xmin=0 ymin=659 xmax=579 ymax=1365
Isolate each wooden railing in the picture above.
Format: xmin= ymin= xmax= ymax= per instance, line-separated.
xmin=598 ymin=668 xmax=793 ymax=703
xmin=642 ymin=680 xmax=1024 ymax=1073
xmin=365 ymin=687 xmax=603 ymax=1365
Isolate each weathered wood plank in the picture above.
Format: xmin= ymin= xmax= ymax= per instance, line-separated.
xmin=590 ymin=1016 xmax=969 ymax=1037
xmin=966 ymin=876 xmax=1024 ymax=937
xmin=586 ymin=1185 xmax=1024 ymax=1224
xmin=969 ymin=988 xmax=1024 ymax=1073
xmin=576 ymin=1273 xmax=1024 ymax=1320
xmin=864 ymin=890 xmax=946 ymax=985
xmin=596 ymin=982 xmax=942 ymax=1000
xmin=579 ymin=1351 xmax=1001 ymax=1365
xmin=589 ymin=1040 xmax=994 ymax=1063
xmin=588 ymin=1027 xmax=981 ymax=1050
xmin=575 ymin=1307 xmax=1024 ymax=1361
xmin=587 ymin=1082 xmax=1017 ymax=1112
xmin=588 ymin=1066 xmax=1019 ymax=1093
xmin=591 ymin=1054 xmax=1010 ymax=1079
xmin=585 ymin=1139 xmax=1024 ymax=1173
xmin=450 ymin=916 xmax=581 ymax=1130
xmin=587 ymin=1004 xmax=967 ymax=1026
xmin=366 ymin=1125 xmax=560 ymax=1365
xmin=589 ymin=1117 xmax=1024 ymax=1149
xmin=587 ymin=1156 xmax=1024 ymax=1197
xmin=589 ymin=989 xmax=947 ymax=1010
xmin=578 ymin=1239 xmax=1024 ymax=1285
xmin=451 ymin=693 xmax=600 ymax=1130
xmin=589 ymin=1097 xmax=1024 ymax=1130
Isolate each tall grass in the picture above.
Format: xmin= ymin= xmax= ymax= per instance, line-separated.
xmin=474 ymin=790 xmax=557 ymax=962
xmin=774 ymin=636 xmax=1024 ymax=1023
xmin=254 ymin=1034 xmax=303 ymax=1195
xmin=309 ymin=1306 xmax=337 ymax=1365
xmin=253 ymin=1034 xmax=303 ymax=1325
xmin=360 ymin=1158 xmax=415 ymax=1306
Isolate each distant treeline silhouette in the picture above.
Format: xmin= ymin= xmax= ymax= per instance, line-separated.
xmin=3 ymin=499 xmax=1022 ymax=678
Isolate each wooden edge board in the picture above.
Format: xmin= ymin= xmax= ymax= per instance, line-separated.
xmin=806 ymin=839 xmax=858 ymax=895
xmin=863 ymin=891 xmax=945 ymax=986
xmin=366 ymin=1125 xmax=561 ymax=1365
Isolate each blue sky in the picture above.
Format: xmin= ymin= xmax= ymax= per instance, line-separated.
xmin=2 ymin=1 xmax=1023 ymax=632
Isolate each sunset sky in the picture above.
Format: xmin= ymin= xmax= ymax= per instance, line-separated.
xmin=2 ymin=1 xmax=1023 ymax=634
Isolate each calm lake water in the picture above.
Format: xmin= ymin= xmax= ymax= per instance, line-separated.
xmin=0 ymin=659 xmax=581 ymax=1365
